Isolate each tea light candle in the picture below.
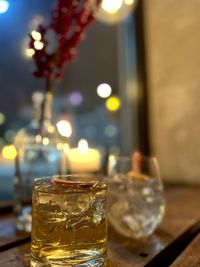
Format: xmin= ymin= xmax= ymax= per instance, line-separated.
xmin=68 ymin=139 xmax=101 ymax=173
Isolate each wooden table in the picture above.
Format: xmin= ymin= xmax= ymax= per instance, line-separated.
xmin=0 ymin=186 xmax=199 ymax=266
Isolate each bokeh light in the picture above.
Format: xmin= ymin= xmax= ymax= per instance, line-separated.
xmin=5 ymin=130 xmax=15 ymax=142
xmin=104 ymin=124 xmax=118 ymax=137
xmin=22 ymin=37 xmax=35 ymax=58
xmin=125 ymin=0 xmax=134 ymax=5
xmin=47 ymin=125 xmax=55 ymax=134
xmin=31 ymin=31 xmax=42 ymax=41
xmin=57 ymin=143 xmax=64 ymax=150
xmin=106 ymin=95 xmax=121 ymax=112
xmin=102 ymin=0 xmax=123 ymax=14
xmin=95 ymin=0 xmax=137 ymax=25
xmin=63 ymin=143 xmax=70 ymax=154
xmin=0 ymin=0 xmax=9 ymax=14
xmin=0 ymin=112 xmax=5 ymax=125
xmin=24 ymin=48 xmax=35 ymax=58
xmin=57 ymin=120 xmax=72 ymax=138
xmin=2 ymin=145 xmax=17 ymax=160
xmin=34 ymin=40 xmax=44 ymax=50
xmin=69 ymin=91 xmax=83 ymax=106
xmin=36 ymin=134 xmax=42 ymax=143
xmin=42 ymin=137 xmax=49 ymax=146
xmin=97 ymin=83 xmax=112 ymax=98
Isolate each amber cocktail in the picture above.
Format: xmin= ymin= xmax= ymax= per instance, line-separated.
xmin=31 ymin=175 xmax=107 ymax=267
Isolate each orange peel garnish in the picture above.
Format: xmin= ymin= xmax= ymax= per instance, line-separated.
xmin=127 ymin=171 xmax=148 ymax=181
xmin=52 ymin=178 xmax=96 ymax=189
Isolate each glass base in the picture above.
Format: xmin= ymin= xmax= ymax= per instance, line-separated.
xmin=30 ymin=249 xmax=106 ymax=267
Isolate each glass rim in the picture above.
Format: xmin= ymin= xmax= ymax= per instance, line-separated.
xmin=108 ymin=155 xmax=162 ymax=181
xmin=33 ymin=174 xmax=107 ymax=194
xmin=110 ymin=155 xmax=158 ymax=162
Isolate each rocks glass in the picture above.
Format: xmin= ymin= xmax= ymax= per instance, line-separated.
xmin=31 ymin=175 xmax=107 ymax=267
xmin=107 ymin=154 xmax=165 ymax=239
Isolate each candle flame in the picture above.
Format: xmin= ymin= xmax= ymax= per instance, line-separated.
xmin=78 ymin=139 xmax=88 ymax=154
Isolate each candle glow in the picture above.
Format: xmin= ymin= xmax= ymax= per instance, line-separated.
xmin=68 ymin=139 xmax=101 ymax=173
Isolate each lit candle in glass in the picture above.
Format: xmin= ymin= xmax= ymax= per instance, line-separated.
xmin=68 ymin=139 xmax=101 ymax=173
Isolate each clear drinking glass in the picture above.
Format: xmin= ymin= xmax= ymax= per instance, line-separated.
xmin=14 ymin=92 xmax=67 ymax=232
xmin=31 ymin=175 xmax=107 ymax=267
xmin=107 ymin=153 xmax=165 ymax=239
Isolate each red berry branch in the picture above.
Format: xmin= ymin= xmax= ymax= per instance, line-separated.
xmin=29 ymin=0 xmax=101 ymax=82
xmin=29 ymin=0 xmax=101 ymax=129
xmin=29 ymin=0 xmax=100 ymax=81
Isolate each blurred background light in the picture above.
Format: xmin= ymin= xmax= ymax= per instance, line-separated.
xmin=22 ymin=37 xmax=35 ymax=58
xmin=95 ymin=0 xmax=137 ymax=25
xmin=36 ymin=134 xmax=42 ymax=143
xmin=0 ymin=112 xmax=5 ymax=125
xmin=57 ymin=120 xmax=72 ymax=138
xmin=69 ymin=91 xmax=83 ymax=106
xmin=97 ymin=83 xmax=112 ymax=98
xmin=34 ymin=40 xmax=44 ymax=50
xmin=106 ymin=95 xmax=121 ymax=112
xmin=42 ymin=137 xmax=49 ymax=146
xmin=57 ymin=143 xmax=64 ymax=150
xmin=63 ymin=143 xmax=70 ymax=154
xmin=31 ymin=30 xmax=41 ymax=41
xmin=104 ymin=124 xmax=118 ymax=137
xmin=125 ymin=0 xmax=134 ymax=5
xmin=24 ymin=48 xmax=35 ymax=58
xmin=0 ymin=0 xmax=9 ymax=14
xmin=4 ymin=130 xmax=15 ymax=142
xmin=47 ymin=125 xmax=55 ymax=134
xmin=2 ymin=145 xmax=17 ymax=160
xmin=102 ymin=0 xmax=123 ymax=14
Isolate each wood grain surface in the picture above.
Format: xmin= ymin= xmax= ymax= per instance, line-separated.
xmin=170 ymin=233 xmax=200 ymax=267
xmin=0 ymin=186 xmax=199 ymax=266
